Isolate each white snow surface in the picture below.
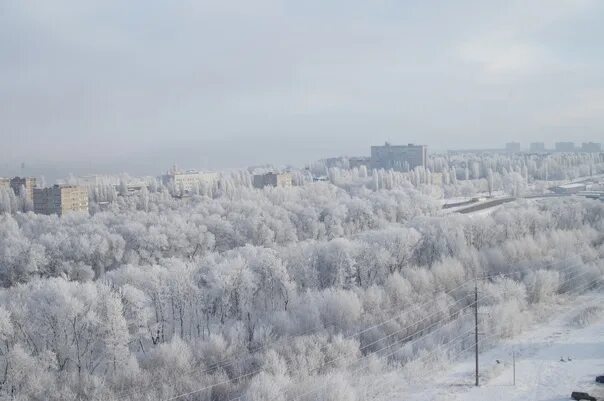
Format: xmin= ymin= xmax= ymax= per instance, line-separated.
xmin=357 ymin=293 xmax=604 ymax=401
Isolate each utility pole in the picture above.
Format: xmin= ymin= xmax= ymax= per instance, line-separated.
xmin=474 ymin=278 xmax=479 ymax=387
xmin=513 ymin=349 xmax=516 ymax=386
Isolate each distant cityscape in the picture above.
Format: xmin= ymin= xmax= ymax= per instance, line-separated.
xmin=1 ymin=140 xmax=602 ymax=216
xmin=505 ymin=141 xmax=602 ymax=153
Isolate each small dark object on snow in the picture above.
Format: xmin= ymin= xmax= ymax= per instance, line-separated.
xmin=496 ymin=360 xmax=501 ymax=364
xmin=571 ymin=391 xmax=597 ymax=401
xmin=596 ymin=375 xmax=604 ymax=384
xmin=561 ymin=357 xmax=566 ymax=362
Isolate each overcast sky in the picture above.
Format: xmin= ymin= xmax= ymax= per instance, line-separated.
xmin=1 ymin=0 xmax=603 ymax=179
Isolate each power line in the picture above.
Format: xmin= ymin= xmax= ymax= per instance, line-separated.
xmin=123 ymin=258 xmax=591 ymax=400
xmin=282 ymin=270 xmax=602 ymax=401
xmin=119 ymin=276 xmax=478 ymax=400
xmin=157 ymin=286 xmax=485 ymax=401
xmin=158 ymin=260 xmax=591 ymax=401
xmin=284 ymin=305 xmax=483 ymax=401
xmin=373 ymin=274 xmax=604 ymax=396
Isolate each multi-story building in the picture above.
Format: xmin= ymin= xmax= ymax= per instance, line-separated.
xmin=161 ymin=165 xmax=218 ymax=194
xmin=0 ymin=178 xmax=9 ymax=191
xmin=33 ymin=185 xmax=89 ymax=216
xmin=75 ymin=175 xmax=120 ymax=186
xmin=348 ymin=156 xmax=371 ymax=169
xmin=9 ymin=177 xmax=37 ymax=201
xmin=319 ymin=156 xmax=370 ymax=170
xmin=555 ymin=142 xmax=576 ymax=152
xmin=529 ymin=142 xmax=546 ymax=152
xmin=581 ymin=142 xmax=602 ymax=153
xmin=252 ymin=172 xmax=293 ymax=188
xmin=370 ymin=143 xmax=427 ymax=171
xmin=321 ymin=157 xmax=346 ymax=169
xmin=505 ymin=142 xmax=521 ymax=152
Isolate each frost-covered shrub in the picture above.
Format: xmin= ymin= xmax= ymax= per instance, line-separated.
xmin=525 ymin=270 xmax=561 ymax=303
xmin=569 ymin=306 xmax=604 ymax=328
xmin=310 ymin=373 xmax=357 ymax=401
xmin=246 ymin=372 xmax=289 ymax=401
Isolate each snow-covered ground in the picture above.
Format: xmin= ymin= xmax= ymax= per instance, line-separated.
xmin=358 ymin=292 xmax=604 ymax=401
xmin=440 ymin=191 xmax=506 ymax=207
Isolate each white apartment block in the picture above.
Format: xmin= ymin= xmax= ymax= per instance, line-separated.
xmin=161 ymin=166 xmax=218 ymax=194
xmin=33 ymin=185 xmax=89 ymax=216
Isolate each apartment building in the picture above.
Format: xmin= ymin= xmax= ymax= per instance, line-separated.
xmin=370 ymin=143 xmax=427 ymax=171
xmin=33 ymin=185 xmax=89 ymax=216
xmin=321 ymin=156 xmax=370 ymax=170
xmin=529 ymin=142 xmax=546 ymax=152
xmin=161 ymin=166 xmax=218 ymax=194
xmin=0 ymin=177 xmax=37 ymax=200
xmin=348 ymin=156 xmax=371 ymax=169
xmin=505 ymin=142 xmax=521 ymax=152
xmin=582 ymin=142 xmax=602 ymax=153
xmin=9 ymin=177 xmax=37 ymax=201
xmin=252 ymin=172 xmax=293 ymax=188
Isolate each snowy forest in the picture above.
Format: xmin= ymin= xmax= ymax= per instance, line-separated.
xmin=0 ymin=153 xmax=603 ymax=400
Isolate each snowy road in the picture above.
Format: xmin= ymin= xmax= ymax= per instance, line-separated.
xmin=422 ymin=294 xmax=604 ymax=401
xmin=447 ymin=304 xmax=603 ymax=401
xmin=360 ymin=293 xmax=604 ymax=401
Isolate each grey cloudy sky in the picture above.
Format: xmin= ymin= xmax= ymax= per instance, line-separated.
xmin=1 ymin=0 xmax=603 ymax=178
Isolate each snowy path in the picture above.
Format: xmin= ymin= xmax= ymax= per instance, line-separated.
xmin=442 ymin=299 xmax=604 ymax=401
xmin=360 ymin=293 xmax=604 ymax=401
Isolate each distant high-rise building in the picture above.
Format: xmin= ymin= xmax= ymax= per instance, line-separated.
xmin=555 ymin=142 xmax=576 ymax=152
xmin=581 ymin=142 xmax=602 ymax=152
xmin=370 ymin=143 xmax=427 ymax=171
xmin=253 ymin=172 xmax=293 ymax=188
xmin=9 ymin=177 xmax=37 ymax=201
xmin=505 ymin=142 xmax=521 ymax=152
xmin=529 ymin=142 xmax=546 ymax=152
xmin=33 ymin=185 xmax=88 ymax=216
xmin=161 ymin=165 xmax=218 ymax=194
